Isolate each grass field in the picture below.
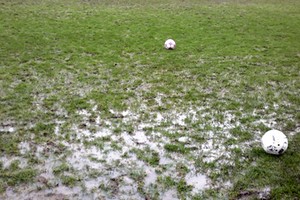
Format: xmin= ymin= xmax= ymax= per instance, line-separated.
xmin=0 ymin=0 xmax=299 ymax=199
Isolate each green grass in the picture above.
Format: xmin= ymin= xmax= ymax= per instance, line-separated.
xmin=53 ymin=162 xmax=72 ymax=175
xmin=231 ymin=133 xmax=300 ymax=199
xmin=61 ymin=175 xmax=80 ymax=187
xmin=0 ymin=160 xmax=36 ymax=192
xmin=132 ymin=147 xmax=160 ymax=166
xmin=0 ymin=0 xmax=299 ymax=199
xmin=164 ymin=143 xmax=190 ymax=154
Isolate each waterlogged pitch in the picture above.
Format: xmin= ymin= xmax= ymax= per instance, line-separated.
xmin=0 ymin=0 xmax=299 ymax=199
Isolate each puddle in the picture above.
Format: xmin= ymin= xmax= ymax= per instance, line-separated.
xmin=84 ymin=177 xmax=106 ymax=191
xmin=155 ymin=94 xmax=163 ymax=107
xmin=201 ymin=139 xmax=214 ymax=152
xmin=144 ymin=166 xmax=157 ymax=187
xmin=66 ymin=144 xmax=104 ymax=170
xmin=161 ymin=189 xmax=178 ymax=200
xmin=118 ymin=183 xmax=144 ymax=200
xmin=132 ymin=131 xmax=149 ymax=144
xmin=172 ymin=112 xmax=187 ymax=126
xmin=54 ymin=125 xmax=60 ymax=135
xmin=95 ymin=128 xmax=113 ymax=138
xmin=51 ymin=185 xmax=82 ymax=196
xmin=72 ymin=125 xmax=112 ymax=140
xmin=177 ymin=136 xmax=189 ymax=143
xmin=106 ymin=150 xmax=122 ymax=162
xmin=35 ymin=144 xmax=46 ymax=158
xmin=185 ymin=171 xmax=208 ymax=194
xmin=77 ymin=109 xmax=91 ymax=117
xmin=18 ymin=141 xmax=31 ymax=155
xmin=258 ymin=187 xmax=271 ymax=199
xmin=121 ymin=132 xmax=136 ymax=146
xmin=156 ymin=112 xmax=164 ymax=122
xmin=1 ymin=105 xmax=250 ymax=199
xmin=0 ymin=156 xmax=28 ymax=169
xmin=159 ymin=156 xmax=174 ymax=165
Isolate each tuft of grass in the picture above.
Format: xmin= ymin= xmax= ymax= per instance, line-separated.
xmin=53 ymin=162 xmax=71 ymax=175
xmin=30 ymin=123 xmax=55 ymax=143
xmin=177 ymin=179 xmax=193 ymax=197
xmin=61 ymin=175 xmax=80 ymax=187
xmin=176 ymin=163 xmax=189 ymax=177
xmin=157 ymin=176 xmax=177 ymax=189
xmin=164 ymin=143 xmax=189 ymax=154
xmin=132 ymin=147 xmax=160 ymax=166
xmin=0 ymin=134 xmax=20 ymax=154
xmin=83 ymin=137 xmax=107 ymax=149
xmin=230 ymin=126 xmax=253 ymax=142
xmin=0 ymin=160 xmax=36 ymax=191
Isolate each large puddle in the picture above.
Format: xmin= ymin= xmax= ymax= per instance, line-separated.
xmin=1 ymin=103 xmax=279 ymax=199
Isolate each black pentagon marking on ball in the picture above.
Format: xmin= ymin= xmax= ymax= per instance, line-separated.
xmin=278 ymin=149 xmax=284 ymax=154
xmin=267 ymin=145 xmax=274 ymax=152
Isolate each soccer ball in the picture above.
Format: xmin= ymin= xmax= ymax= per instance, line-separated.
xmin=164 ymin=39 xmax=176 ymax=50
xmin=261 ymin=130 xmax=288 ymax=155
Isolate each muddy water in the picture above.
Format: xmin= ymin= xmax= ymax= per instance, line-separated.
xmin=1 ymin=106 xmax=252 ymax=199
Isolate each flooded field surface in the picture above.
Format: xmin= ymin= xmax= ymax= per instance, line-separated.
xmin=0 ymin=0 xmax=299 ymax=199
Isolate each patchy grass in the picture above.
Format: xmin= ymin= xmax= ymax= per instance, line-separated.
xmin=53 ymin=162 xmax=72 ymax=175
xmin=61 ymin=175 xmax=80 ymax=187
xmin=0 ymin=0 xmax=299 ymax=199
xmin=164 ymin=143 xmax=190 ymax=154
xmin=132 ymin=147 xmax=160 ymax=166
xmin=0 ymin=160 xmax=36 ymax=192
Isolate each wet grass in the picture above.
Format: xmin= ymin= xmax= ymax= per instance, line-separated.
xmin=132 ymin=147 xmax=160 ymax=166
xmin=231 ymin=133 xmax=300 ymax=199
xmin=0 ymin=0 xmax=300 ymax=199
xmin=0 ymin=160 xmax=36 ymax=192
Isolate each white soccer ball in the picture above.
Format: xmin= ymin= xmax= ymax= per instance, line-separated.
xmin=164 ymin=39 xmax=176 ymax=50
xmin=261 ymin=130 xmax=288 ymax=155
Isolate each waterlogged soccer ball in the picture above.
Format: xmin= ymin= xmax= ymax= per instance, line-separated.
xmin=164 ymin=39 xmax=176 ymax=50
xmin=261 ymin=130 xmax=288 ymax=155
